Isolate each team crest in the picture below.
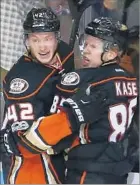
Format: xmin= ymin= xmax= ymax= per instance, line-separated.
xmin=61 ymin=72 xmax=80 ymax=86
xmin=9 ymin=78 xmax=29 ymax=94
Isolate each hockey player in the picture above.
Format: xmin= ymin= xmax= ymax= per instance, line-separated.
xmin=51 ymin=17 xmax=139 ymax=184
xmin=0 ymin=7 xmax=74 ymax=184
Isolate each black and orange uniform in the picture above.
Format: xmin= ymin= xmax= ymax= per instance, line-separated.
xmin=11 ymin=64 xmax=138 ymax=184
xmin=2 ymin=15 xmax=139 ymax=184
xmin=62 ymin=65 xmax=138 ymax=184
xmin=2 ymin=40 xmax=74 ymax=184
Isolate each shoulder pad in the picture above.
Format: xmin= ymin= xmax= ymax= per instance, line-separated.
xmin=3 ymin=56 xmax=57 ymax=100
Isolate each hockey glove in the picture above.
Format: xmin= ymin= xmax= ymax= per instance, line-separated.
xmin=61 ymin=85 xmax=110 ymax=132
xmin=0 ymin=128 xmax=21 ymax=158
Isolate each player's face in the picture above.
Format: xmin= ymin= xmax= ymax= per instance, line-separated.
xmin=82 ymin=35 xmax=103 ymax=68
xmin=27 ymin=32 xmax=58 ymax=65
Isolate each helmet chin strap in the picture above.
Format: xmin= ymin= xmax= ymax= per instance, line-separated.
xmin=101 ymin=52 xmax=120 ymax=66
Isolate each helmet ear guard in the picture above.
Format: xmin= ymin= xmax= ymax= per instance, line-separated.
xmin=78 ymin=33 xmax=85 ymax=55
xmin=55 ymin=31 xmax=61 ymax=42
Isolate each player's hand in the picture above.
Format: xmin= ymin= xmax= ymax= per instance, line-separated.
xmin=0 ymin=129 xmax=10 ymax=160
xmin=61 ymin=85 xmax=110 ymax=132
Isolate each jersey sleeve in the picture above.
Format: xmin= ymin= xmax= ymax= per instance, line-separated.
xmin=16 ymin=111 xmax=72 ymax=157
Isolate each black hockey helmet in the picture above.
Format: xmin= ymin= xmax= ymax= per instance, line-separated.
xmin=85 ymin=17 xmax=128 ymax=52
xmin=23 ymin=7 xmax=60 ymax=34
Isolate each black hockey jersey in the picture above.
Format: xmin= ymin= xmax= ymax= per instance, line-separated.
xmin=49 ymin=63 xmax=138 ymax=176
xmin=52 ymin=63 xmax=138 ymax=143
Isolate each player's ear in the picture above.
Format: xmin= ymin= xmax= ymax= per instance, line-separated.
xmin=25 ymin=39 xmax=30 ymax=49
xmin=103 ymin=50 xmax=118 ymax=61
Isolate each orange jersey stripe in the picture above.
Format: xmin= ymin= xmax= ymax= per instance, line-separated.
xmin=90 ymin=76 xmax=137 ymax=87
xmin=84 ymin=124 xmax=91 ymax=143
xmin=3 ymin=69 xmax=56 ymax=100
xmin=70 ymin=136 xmax=80 ymax=150
xmin=80 ymin=171 xmax=87 ymax=184
xmin=62 ymin=51 xmax=74 ymax=64
xmin=56 ymin=84 xmax=78 ymax=93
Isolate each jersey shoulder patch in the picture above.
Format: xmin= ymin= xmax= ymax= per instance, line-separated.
xmin=56 ymin=72 xmax=80 ymax=96
xmin=9 ymin=78 xmax=29 ymax=94
xmin=61 ymin=72 xmax=80 ymax=86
